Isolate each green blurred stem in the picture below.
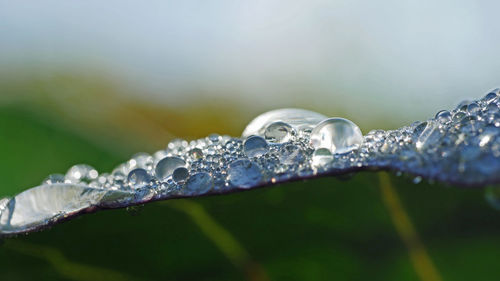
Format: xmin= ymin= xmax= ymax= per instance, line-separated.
xmin=378 ymin=172 xmax=443 ymax=281
xmin=167 ymin=200 xmax=270 ymax=281
xmin=4 ymin=240 xmax=136 ymax=281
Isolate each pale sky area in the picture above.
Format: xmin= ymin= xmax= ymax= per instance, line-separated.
xmin=1 ymin=0 xmax=499 ymax=124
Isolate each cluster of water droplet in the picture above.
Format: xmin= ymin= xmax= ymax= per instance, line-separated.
xmin=38 ymin=89 xmax=500 ymax=199
xmin=2 ymin=89 xmax=500 ymax=231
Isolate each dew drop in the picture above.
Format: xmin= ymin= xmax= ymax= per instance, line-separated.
xmin=228 ymin=159 xmax=263 ymax=188
xmin=435 ymin=110 xmax=451 ymax=123
xmin=264 ymin=121 xmax=295 ymax=143
xmin=65 ymin=164 xmax=99 ymax=184
xmin=279 ymin=144 xmax=305 ymax=165
xmin=188 ymin=148 xmax=203 ymax=160
xmin=43 ymin=174 xmax=65 ymax=185
xmin=155 ymin=157 xmax=186 ymax=180
xmin=311 ymin=148 xmax=333 ymax=169
xmin=172 ymin=167 xmax=189 ymax=184
xmin=310 ymin=118 xmax=363 ymax=154
xmin=185 ymin=172 xmax=213 ymax=194
xmin=482 ymin=91 xmax=499 ymax=103
xmin=242 ymin=108 xmax=327 ymax=138
xmin=127 ymin=168 xmax=152 ymax=189
xmin=243 ymin=136 xmax=269 ymax=158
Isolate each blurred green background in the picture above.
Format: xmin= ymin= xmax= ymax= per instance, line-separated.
xmin=2 ymin=1 xmax=500 ymax=280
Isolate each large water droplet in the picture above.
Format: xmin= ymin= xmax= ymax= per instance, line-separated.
xmin=228 ymin=159 xmax=263 ymax=188
xmin=242 ymin=108 xmax=327 ymax=138
xmin=243 ymin=136 xmax=269 ymax=158
xmin=65 ymin=164 xmax=99 ymax=184
xmin=310 ymin=118 xmax=363 ymax=154
xmin=414 ymin=121 xmax=442 ymax=151
xmin=127 ymin=168 xmax=152 ymax=189
xmin=155 ymin=157 xmax=186 ymax=180
xmin=185 ymin=172 xmax=213 ymax=194
xmin=264 ymin=121 xmax=295 ymax=143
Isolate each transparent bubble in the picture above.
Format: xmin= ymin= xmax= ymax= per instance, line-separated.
xmin=127 ymin=168 xmax=152 ymax=189
xmin=310 ymin=118 xmax=363 ymax=154
xmin=188 ymin=148 xmax=203 ymax=160
xmin=155 ymin=157 xmax=186 ymax=180
xmin=242 ymin=108 xmax=327 ymax=138
xmin=228 ymin=159 xmax=263 ymax=188
xmin=264 ymin=121 xmax=295 ymax=143
xmin=243 ymin=136 xmax=269 ymax=158
xmin=65 ymin=164 xmax=99 ymax=184
xmin=435 ymin=110 xmax=452 ymax=123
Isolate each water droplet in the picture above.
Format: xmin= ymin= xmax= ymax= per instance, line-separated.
xmin=228 ymin=159 xmax=263 ymax=188
xmin=279 ymin=144 xmax=305 ymax=165
xmin=311 ymin=148 xmax=333 ymax=169
xmin=414 ymin=121 xmax=441 ymax=151
xmin=155 ymin=157 xmax=186 ymax=180
xmin=242 ymin=108 xmax=327 ymax=138
xmin=310 ymin=118 xmax=363 ymax=154
xmin=435 ymin=110 xmax=451 ymax=123
xmin=482 ymin=91 xmax=498 ymax=103
xmin=188 ymin=148 xmax=203 ymax=160
xmin=172 ymin=167 xmax=189 ymax=184
xmin=43 ymin=174 xmax=65 ymax=185
xmin=485 ymin=186 xmax=500 ymax=210
xmin=65 ymin=164 xmax=99 ymax=184
xmin=264 ymin=121 xmax=295 ymax=143
xmin=243 ymin=136 xmax=269 ymax=158
xmin=127 ymin=168 xmax=152 ymax=189
xmin=185 ymin=172 xmax=213 ymax=194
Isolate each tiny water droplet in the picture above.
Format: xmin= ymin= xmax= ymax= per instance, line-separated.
xmin=172 ymin=167 xmax=189 ymax=184
xmin=228 ymin=159 xmax=263 ymax=188
xmin=264 ymin=121 xmax=295 ymax=143
xmin=188 ymin=148 xmax=203 ymax=160
xmin=155 ymin=157 xmax=186 ymax=180
xmin=310 ymin=118 xmax=363 ymax=154
xmin=435 ymin=110 xmax=451 ymax=123
xmin=127 ymin=168 xmax=152 ymax=189
xmin=243 ymin=136 xmax=269 ymax=158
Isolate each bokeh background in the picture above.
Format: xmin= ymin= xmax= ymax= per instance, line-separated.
xmin=1 ymin=1 xmax=500 ymax=280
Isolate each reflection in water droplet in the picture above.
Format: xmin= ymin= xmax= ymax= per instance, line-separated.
xmin=172 ymin=167 xmax=189 ymax=184
xmin=43 ymin=174 xmax=65 ymax=185
xmin=310 ymin=118 xmax=363 ymax=154
xmin=485 ymin=186 xmax=500 ymax=210
xmin=155 ymin=157 xmax=186 ymax=180
xmin=185 ymin=172 xmax=213 ymax=194
xmin=242 ymin=108 xmax=327 ymax=138
xmin=243 ymin=136 xmax=269 ymax=158
xmin=228 ymin=160 xmax=263 ymax=188
xmin=127 ymin=168 xmax=152 ymax=189
xmin=65 ymin=165 xmax=99 ymax=184
xmin=312 ymin=148 xmax=333 ymax=169
xmin=264 ymin=121 xmax=295 ymax=143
